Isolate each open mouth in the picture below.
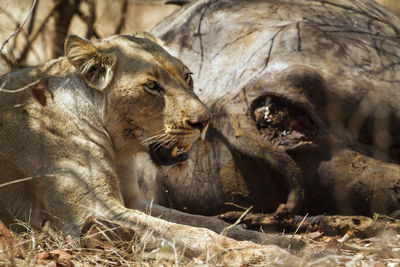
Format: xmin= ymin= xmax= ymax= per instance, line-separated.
xmin=252 ymin=95 xmax=317 ymax=148
xmin=149 ymin=143 xmax=192 ymax=166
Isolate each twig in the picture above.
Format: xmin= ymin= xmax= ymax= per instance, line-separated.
xmin=0 ymin=102 xmax=30 ymax=111
xmin=0 ymin=79 xmax=40 ymax=93
xmin=224 ymin=202 xmax=248 ymax=210
xmin=0 ymin=0 xmax=38 ymax=53
xmin=0 ymin=175 xmax=56 ymax=188
xmin=0 ymin=7 xmax=29 ymax=68
xmin=18 ymin=2 xmax=59 ymax=65
xmin=220 ymin=206 xmax=252 ymax=237
xmin=0 ymin=240 xmax=31 ymax=255
xmin=338 ymin=230 xmax=354 ymax=243
xmin=293 ymin=213 xmax=308 ymax=236
xmin=0 ymin=177 xmax=33 ymax=188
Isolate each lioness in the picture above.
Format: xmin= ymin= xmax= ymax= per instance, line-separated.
xmin=0 ymin=33 xmax=297 ymax=262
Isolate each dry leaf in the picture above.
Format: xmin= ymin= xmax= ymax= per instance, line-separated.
xmin=36 ymin=249 xmax=73 ymax=267
xmin=308 ymin=230 xmax=324 ymax=240
xmin=0 ymin=220 xmax=22 ymax=258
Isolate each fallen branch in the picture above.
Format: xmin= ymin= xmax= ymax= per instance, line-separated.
xmin=217 ymin=212 xmax=400 ymax=237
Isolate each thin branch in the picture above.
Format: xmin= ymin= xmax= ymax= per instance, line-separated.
xmin=0 ymin=175 xmax=55 ymax=189
xmin=0 ymin=177 xmax=34 ymax=188
xmin=115 ymin=0 xmax=128 ymax=34
xmin=293 ymin=213 xmax=308 ymax=236
xmin=27 ymin=0 xmax=39 ymax=35
xmin=85 ymin=0 xmax=96 ymax=39
xmin=18 ymin=2 xmax=59 ymax=65
xmin=0 ymin=79 xmax=40 ymax=93
xmin=0 ymin=0 xmax=38 ymax=53
xmin=0 ymin=7 xmax=30 ymax=67
xmin=0 ymin=53 xmax=14 ymax=69
xmin=220 ymin=206 xmax=252 ymax=237
xmin=76 ymin=9 xmax=101 ymax=39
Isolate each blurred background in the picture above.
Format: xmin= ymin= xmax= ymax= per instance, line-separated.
xmin=377 ymin=0 xmax=400 ymax=13
xmin=0 ymin=0 xmax=398 ymax=75
xmin=0 ymin=0 xmax=179 ymax=74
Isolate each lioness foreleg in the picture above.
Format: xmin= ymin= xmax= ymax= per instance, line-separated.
xmin=83 ymin=198 xmax=299 ymax=264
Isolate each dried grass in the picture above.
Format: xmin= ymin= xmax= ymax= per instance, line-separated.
xmin=1 ymin=220 xmax=400 ymax=266
xmin=0 ymin=221 xmax=286 ymax=266
xmin=0 ymin=221 xmax=190 ymax=267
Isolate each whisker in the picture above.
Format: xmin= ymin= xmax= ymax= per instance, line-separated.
xmin=151 ymin=136 xmax=169 ymax=147
xmin=144 ymin=134 xmax=166 ymax=142
xmin=141 ymin=129 xmax=166 ymax=141
xmin=140 ymin=133 xmax=167 ymax=146
xmin=154 ymin=139 xmax=171 ymax=150
xmin=142 ymin=130 xmax=189 ymax=152
xmin=153 ymin=135 xmax=177 ymax=150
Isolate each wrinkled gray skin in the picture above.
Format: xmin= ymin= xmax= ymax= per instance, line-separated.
xmin=138 ymin=0 xmax=400 ymax=217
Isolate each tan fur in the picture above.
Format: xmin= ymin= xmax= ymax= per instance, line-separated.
xmin=0 ymin=34 xmax=297 ymax=262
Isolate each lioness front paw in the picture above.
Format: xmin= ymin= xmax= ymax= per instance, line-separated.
xmin=273 ymin=204 xmax=293 ymax=220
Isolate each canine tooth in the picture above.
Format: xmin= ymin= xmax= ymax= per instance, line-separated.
xmin=184 ymin=144 xmax=192 ymax=152
xmin=265 ymin=97 xmax=271 ymax=106
xmin=172 ymin=146 xmax=178 ymax=157
xmin=201 ymin=123 xmax=209 ymax=140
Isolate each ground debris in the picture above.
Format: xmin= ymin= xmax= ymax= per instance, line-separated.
xmin=81 ymin=216 xmax=135 ymax=250
xmin=0 ymin=220 xmax=22 ymax=258
xmin=0 ymin=218 xmax=399 ymax=266
xmin=35 ymin=249 xmax=73 ymax=267
xmin=303 ymin=225 xmax=400 ymax=265
xmin=218 ymin=212 xmax=400 ymax=237
xmin=219 ymin=211 xmax=400 ymax=265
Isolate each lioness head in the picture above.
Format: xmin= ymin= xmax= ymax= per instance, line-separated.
xmin=65 ymin=34 xmax=211 ymax=166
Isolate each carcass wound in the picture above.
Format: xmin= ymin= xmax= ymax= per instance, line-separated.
xmin=252 ymin=95 xmax=317 ymax=147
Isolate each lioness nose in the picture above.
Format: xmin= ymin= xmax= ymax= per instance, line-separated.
xmin=186 ymin=111 xmax=211 ymax=132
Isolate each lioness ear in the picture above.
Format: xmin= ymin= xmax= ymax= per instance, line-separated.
xmin=65 ymin=35 xmax=115 ymax=91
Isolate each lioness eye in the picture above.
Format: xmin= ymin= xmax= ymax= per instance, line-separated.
xmin=144 ymin=80 xmax=163 ymax=96
xmin=185 ymin=72 xmax=193 ymax=88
